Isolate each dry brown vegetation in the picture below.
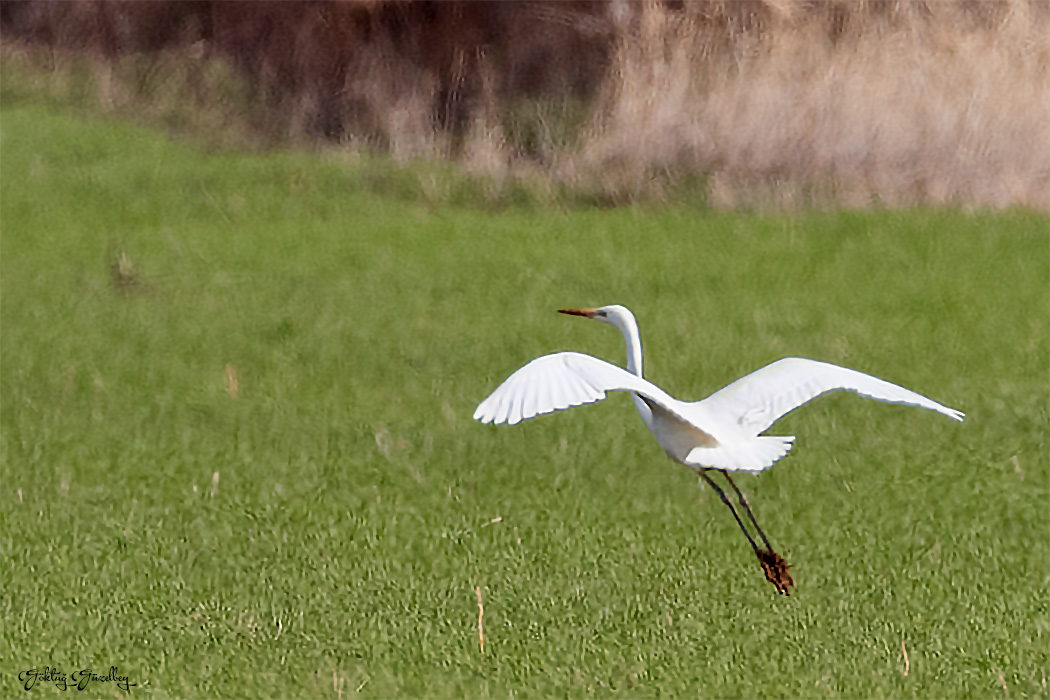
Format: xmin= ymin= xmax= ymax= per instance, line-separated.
xmin=2 ymin=0 xmax=1047 ymax=210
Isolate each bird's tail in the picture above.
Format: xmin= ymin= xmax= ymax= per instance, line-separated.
xmin=686 ymin=436 xmax=795 ymax=473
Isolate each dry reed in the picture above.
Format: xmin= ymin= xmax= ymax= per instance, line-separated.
xmin=572 ymin=0 xmax=1049 ymax=209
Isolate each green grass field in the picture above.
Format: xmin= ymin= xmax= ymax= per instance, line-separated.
xmin=1 ymin=99 xmax=1047 ymax=698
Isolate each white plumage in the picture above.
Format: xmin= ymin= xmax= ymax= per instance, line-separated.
xmin=474 ymin=305 xmax=963 ymax=473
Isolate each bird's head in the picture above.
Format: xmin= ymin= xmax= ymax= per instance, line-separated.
xmin=558 ymin=305 xmax=635 ymax=330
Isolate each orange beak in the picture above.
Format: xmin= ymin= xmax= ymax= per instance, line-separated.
xmin=558 ymin=308 xmax=598 ymax=318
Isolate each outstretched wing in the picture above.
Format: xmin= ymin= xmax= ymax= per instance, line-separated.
xmin=474 ymin=352 xmax=688 ymax=426
xmin=698 ymin=357 xmax=964 ymax=435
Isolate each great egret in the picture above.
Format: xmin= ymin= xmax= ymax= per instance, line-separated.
xmin=474 ymin=305 xmax=963 ymax=595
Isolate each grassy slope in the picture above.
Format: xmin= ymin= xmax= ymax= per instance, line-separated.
xmin=1 ymin=101 xmax=1047 ymax=698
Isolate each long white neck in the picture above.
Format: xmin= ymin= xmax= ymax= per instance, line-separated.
xmin=605 ymin=306 xmax=651 ymax=427
xmin=618 ymin=313 xmax=644 ymax=377
xmin=604 ymin=306 xmax=643 ymax=377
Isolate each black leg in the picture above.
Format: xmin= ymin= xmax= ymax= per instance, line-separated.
xmin=721 ymin=470 xmax=773 ymax=552
xmin=699 ymin=470 xmax=761 ymax=557
xmin=700 ymin=469 xmax=795 ymax=596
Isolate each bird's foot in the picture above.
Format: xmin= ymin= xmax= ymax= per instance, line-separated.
xmin=757 ymin=549 xmax=794 ymax=595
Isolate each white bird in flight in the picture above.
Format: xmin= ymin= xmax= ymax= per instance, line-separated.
xmin=474 ymin=305 xmax=963 ymax=594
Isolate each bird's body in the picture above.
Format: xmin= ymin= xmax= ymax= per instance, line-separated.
xmin=474 ymin=305 xmax=964 ymax=595
xmin=474 ymin=305 xmax=962 ymax=473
